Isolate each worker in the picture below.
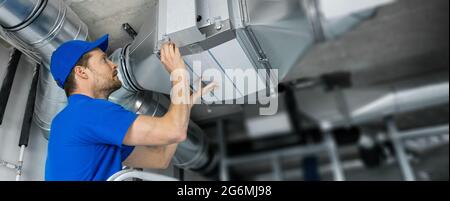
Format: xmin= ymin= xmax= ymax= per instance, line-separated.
xmin=44 ymin=34 xmax=216 ymax=181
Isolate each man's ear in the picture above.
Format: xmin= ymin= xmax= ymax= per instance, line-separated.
xmin=73 ymin=66 xmax=89 ymax=80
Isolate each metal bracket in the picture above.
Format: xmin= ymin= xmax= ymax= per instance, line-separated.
xmin=122 ymin=23 xmax=138 ymax=39
xmin=302 ymin=0 xmax=326 ymax=42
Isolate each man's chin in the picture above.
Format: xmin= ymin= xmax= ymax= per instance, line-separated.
xmin=112 ymin=82 xmax=122 ymax=92
xmin=106 ymin=81 xmax=123 ymax=94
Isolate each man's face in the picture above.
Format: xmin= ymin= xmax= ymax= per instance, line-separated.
xmin=86 ymin=48 xmax=122 ymax=95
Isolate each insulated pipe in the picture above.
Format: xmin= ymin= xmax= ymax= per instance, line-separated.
xmin=19 ymin=64 xmax=40 ymax=146
xmin=15 ymin=64 xmax=39 ymax=181
xmin=0 ymin=48 xmax=21 ymax=125
xmin=0 ymin=0 xmax=88 ymax=136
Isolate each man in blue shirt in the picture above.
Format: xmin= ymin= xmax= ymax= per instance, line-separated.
xmin=45 ymin=34 xmax=216 ymax=181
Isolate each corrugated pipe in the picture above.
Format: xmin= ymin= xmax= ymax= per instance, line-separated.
xmin=0 ymin=0 xmax=88 ymax=135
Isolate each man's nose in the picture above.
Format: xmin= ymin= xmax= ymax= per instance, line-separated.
xmin=110 ymin=60 xmax=118 ymax=70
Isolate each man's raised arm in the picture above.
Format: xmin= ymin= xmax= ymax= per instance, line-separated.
xmin=122 ymin=42 xmax=216 ymax=146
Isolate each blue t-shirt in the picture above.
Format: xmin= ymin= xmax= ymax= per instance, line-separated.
xmin=45 ymin=94 xmax=138 ymax=181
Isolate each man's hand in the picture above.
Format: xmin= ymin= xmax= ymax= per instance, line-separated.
xmin=160 ymin=42 xmax=218 ymax=106
xmin=123 ymin=42 xmax=219 ymax=149
xmin=160 ymin=42 xmax=186 ymax=74
xmin=190 ymin=79 xmax=217 ymax=108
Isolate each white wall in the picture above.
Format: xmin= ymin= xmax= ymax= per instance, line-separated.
xmin=0 ymin=46 xmax=48 ymax=181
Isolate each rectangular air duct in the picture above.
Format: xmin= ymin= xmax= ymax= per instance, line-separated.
xmin=114 ymin=0 xmax=278 ymax=102
xmin=114 ymin=0 xmax=391 ymax=103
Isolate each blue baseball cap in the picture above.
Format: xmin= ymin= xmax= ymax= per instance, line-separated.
xmin=50 ymin=34 xmax=109 ymax=89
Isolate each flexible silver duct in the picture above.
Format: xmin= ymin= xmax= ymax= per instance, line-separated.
xmin=0 ymin=0 xmax=43 ymax=28
xmin=34 ymin=67 xmax=68 ymax=138
xmin=0 ymin=0 xmax=88 ymax=137
xmin=109 ymin=0 xmax=238 ymax=97
xmin=0 ymin=0 xmax=89 ymax=66
xmin=110 ymin=91 xmax=212 ymax=171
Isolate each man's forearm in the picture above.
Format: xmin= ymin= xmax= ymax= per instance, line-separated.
xmin=124 ymin=144 xmax=179 ymax=169
xmin=164 ymin=71 xmax=191 ymax=135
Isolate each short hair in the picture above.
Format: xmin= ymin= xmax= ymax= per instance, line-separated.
xmin=63 ymin=53 xmax=92 ymax=97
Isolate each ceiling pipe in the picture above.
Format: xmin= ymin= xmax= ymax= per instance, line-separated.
xmin=0 ymin=0 xmax=43 ymax=28
xmin=299 ymin=81 xmax=449 ymax=127
xmin=0 ymin=0 xmax=88 ymax=135
xmin=114 ymin=91 xmax=215 ymax=172
xmin=351 ymin=82 xmax=449 ymax=125
xmin=0 ymin=0 xmax=88 ymax=66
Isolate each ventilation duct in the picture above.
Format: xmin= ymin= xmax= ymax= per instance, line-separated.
xmin=0 ymin=0 xmax=42 ymax=28
xmin=0 ymin=0 xmax=89 ymax=66
xmin=109 ymin=0 xmax=391 ymax=103
xmin=297 ymin=82 xmax=449 ymax=127
xmin=350 ymin=82 xmax=449 ymax=125
xmin=111 ymin=91 xmax=213 ymax=171
xmin=34 ymin=67 xmax=68 ymax=136
xmin=0 ymin=0 xmax=88 ymax=135
xmin=108 ymin=0 xmax=390 ymax=173
xmin=1 ymin=0 xmax=393 ymax=175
